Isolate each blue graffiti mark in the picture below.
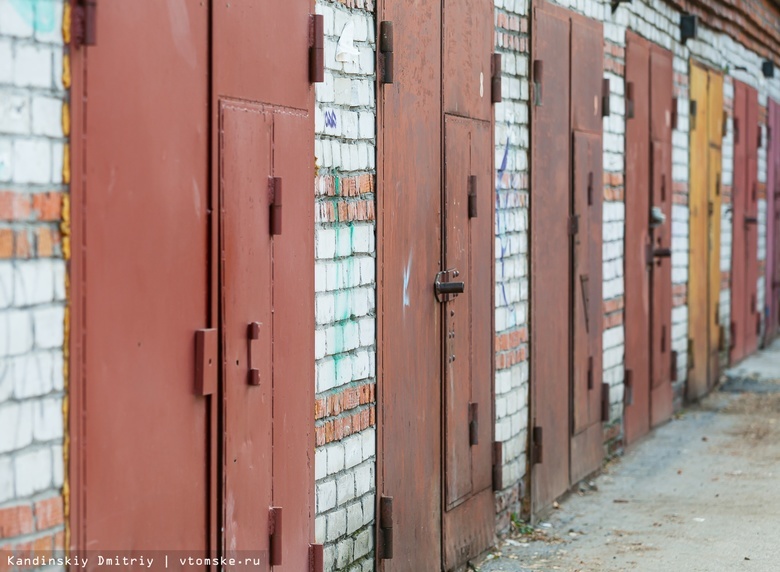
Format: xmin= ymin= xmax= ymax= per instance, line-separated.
xmin=10 ymin=0 xmax=56 ymax=34
xmin=324 ymin=110 xmax=338 ymax=129
xmin=495 ymin=137 xmax=519 ymax=329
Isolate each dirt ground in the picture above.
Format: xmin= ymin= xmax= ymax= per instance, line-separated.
xmin=475 ymin=341 xmax=780 ymax=572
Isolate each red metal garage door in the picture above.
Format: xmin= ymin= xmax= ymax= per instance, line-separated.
xmin=731 ymin=81 xmax=760 ymax=363
xmin=377 ymin=0 xmax=495 ymax=567
xmin=770 ymin=100 xmax=780 ymax=341
xmin=70 ymin=1 xmax=315 ymax=568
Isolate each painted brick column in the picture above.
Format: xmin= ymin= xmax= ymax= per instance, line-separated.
xmin=0 ymin=0 xmax=68 ymax=557
xmin=312 ymin=1 xmax=377 ymax=569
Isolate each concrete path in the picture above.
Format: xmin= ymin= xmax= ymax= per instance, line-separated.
xmin=475 ymin=340 xmax=780 ymax=572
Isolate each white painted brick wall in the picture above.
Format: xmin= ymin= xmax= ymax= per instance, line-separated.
xmin=0 ymin=0 xmax=67 ymax=546
xmin=313 ymin=1 xmax=377 ymax=570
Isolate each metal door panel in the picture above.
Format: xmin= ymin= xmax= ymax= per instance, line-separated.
xmin=572 ymin=131 xmax=603 ymax=435
xmin=731 ymin=82 xmax=748 ymax=363
xmin=378 ymin=0 xmax=443 ymax=568
xmin=649 ymin=46 xmax=674 ymax=427
xmin=221 ymin=103 xmax=274 ymax=565
xmin=688 ymin=63 xmax=709 ymax=399
xmin=272 ymin=108 xmax=315 ymax=572
xmin=444 ymin=116 xmax=474 ymax=509
xmin=213 ymin=1 xmax=311 ymax=111
xmin=623 ymin=31 xmax=651 ymax=445
xmin=744 ymin=90 xmax=760 ymax=356
xmin=771 ymin=100 xmax=780 ymax=340
xmin=531 ymin=0 xmax=571 ymax=512
xmin=441 ymin=117 xmax=494 ymax=569
xmin=707 ymin=71 xmax=724 ymax=384
xmin=77 ymin=0 xmax=212 ymax=555
xmin=570 ymin=16 xmax=603 ymax=134
xmin=570 ymin=135 xmax=604 ymax=488
xmin=650 ymin=140 xmax=673 ymax=426
xmin=443 ymin=0 xmax=492 ymax=121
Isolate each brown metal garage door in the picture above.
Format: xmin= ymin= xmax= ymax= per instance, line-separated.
xmin=377 ymin=0 xmax=495 ymax=568
xmin=530 ymin=0 xmax=604 ymax=513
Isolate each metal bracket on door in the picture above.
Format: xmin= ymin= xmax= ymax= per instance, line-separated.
xmin=72 ymin=0 xmax=97 ymax=48
xmin=434 ymin=269 xmax=465 ymax=303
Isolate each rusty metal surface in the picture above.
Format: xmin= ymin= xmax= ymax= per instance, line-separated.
xmin=71 ymin=0 xmax=212 ymax=556
xmin=649 ymin=47 xmax=674 ymax=427
xmin=570 ymin=129 xmax=604 ymax=484
xmin=270 ymin=108 xmax=315 ymax=572
xmin=708 ymin=71 xmax=724 ymax=385
xmin=530 ymin=0 xmax=572 ymax=513
xmin=570 ymin=16 xmax=603 ymax=134
xmin=731 ymin=81 xmax=748 ymax=363
xmin=212 ymin=2 xmax=311 ymax=111
xmin=442 ymin=116 xmax=494 ymax=570
xmin=377 ymin=0 xmax=443 ymax=569
xmin=730 ymin=81 xmax=760 ymax=363
xmin=624 ymin=31 xmax=651 ymax=445
xmin=443 ymin=0 xmax=492 ymax=121
xmin=744 ymin=90 xmax=760 ymax=357
xmin=688 ymin=62 xmax=709 ymax=399
xmin=444 ymin=115 xmax=475 ymax=509
xmin=770 ymin=100 xmax=780 ymax=341
xmin=221 ymin=104 xmax=274 ymax=568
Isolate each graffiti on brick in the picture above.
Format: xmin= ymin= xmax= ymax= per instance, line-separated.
xmin=10 ymin=0 xmax=57 ymax=34
xmin=495 ymin=137 xmax=519 ymax=328
xmin=324 ymin=110 xmax=338 ymax=129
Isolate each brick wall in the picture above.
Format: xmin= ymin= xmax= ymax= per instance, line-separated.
xmin=493 ymin=0 xmax=531 ymax=530
xmin=0 ymin=0 xmax=67 ymax=558
xmin=313 ymin=1 xmax=377 ymax=570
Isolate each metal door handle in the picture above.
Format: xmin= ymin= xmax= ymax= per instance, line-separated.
xmin=435 ymin=281 xmax=465 ymax=295
xmin=653 ymin=248 xmax=672 ymax=258
xmin=434 ymin=269 xmax=464 ymax=302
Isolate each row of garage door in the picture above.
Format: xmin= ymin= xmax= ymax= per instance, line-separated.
xmin=66 ymin=0 xmax=780 ymax=571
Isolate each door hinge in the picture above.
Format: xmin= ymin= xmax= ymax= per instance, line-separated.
xmin=752 ymin=181 xmax=757 ymax=203
xmin=468 ymin=175 xmax=478 ymax=218
xmin=532 ymin=59 xmax=543 ymax=106
xmin=309 ymin=544 xmax=324 ymax=572
xmin=687 ymin=337 xmax=694 ymax=371
xmin=734 ymin=117 xmax=740 ymax=144
xmin=270 ymin=176 xmax=283 ymax=235
xmin=722 ymin=111 xmax=729 ymax=138
xmin=601 ymin=383 xmax=610 ymax=422
xmin=672 ymin=98 xmax=678 ymax=130
xmin=532 ymin=426 xmax=543 ymax=464
xmin=587 ymin=171 xmax=594 ymax=206
xmin=715 ymin=304 xmax=720 ymax=325
xmin=601 ymin=78 xmax=611 ymax=117
xmin=624 ymin=370 xmax=633 ymax=406
xmin=689 ymin=99 xmax=697 ymax=131
xmin=492 ymin=442 xmax=504 ymax=491
xmin=194 ymin=329 xmax=217 ymax=396
xmin=718 ymin=324 xmax=726 ymax=352
xmin=468 ymin=402 xmax=479 ymax=446
xmin=491 ymin=53 xmax=502 ymax=103
xmin=661 ymin=324 xmax=667 ymax=354
xmin=758 ymin=125 xmax=763 ymax=149
xmin=568 ymin=214 xmax=580 ymax=235
xmin=626 ymin=81 xmax=635 ymax=119
xmin=309 ymin=15 xmax=324 ymax=83
xmin=379 ymin=496 xmax=394 ymax=559
xmin=730 ymin=321 xmax=736 ymax=350
xmin=715 ymin=172 xmax=721 ymax=196
xmin=72 ymin=0 xmax=97 ymax=48
xmin=269 ymin=507 xmax=283 ymax=566
xmin=671 ymin=350 xmax=678 ymax=381
xmin=379 ymin=21 xmax=394 ymax=84
xmin=587 ymin=355 xmax=594 ymax=390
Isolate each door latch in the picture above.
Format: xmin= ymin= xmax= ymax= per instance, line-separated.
xmin=434 ymin=269 xmax=465 ymax=302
